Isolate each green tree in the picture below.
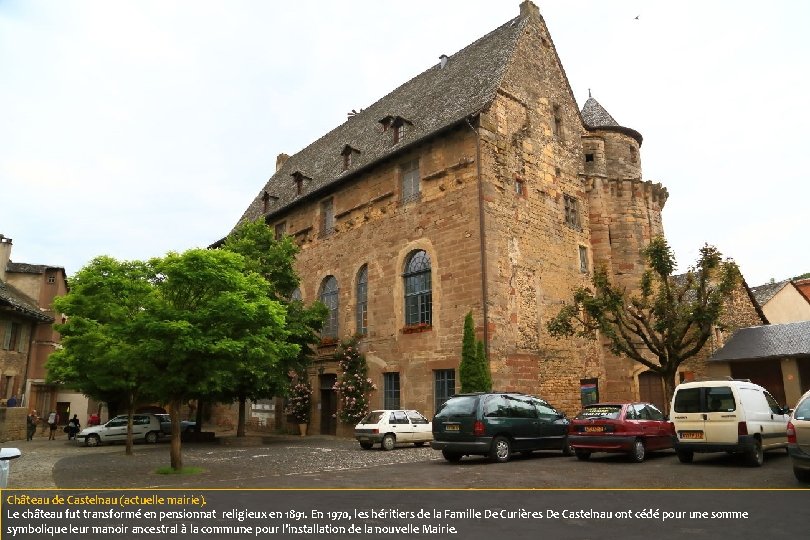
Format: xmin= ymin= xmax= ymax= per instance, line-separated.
xmin=459 ymin=312 xmax=491 ymax=392
xmin=141 ymin=248 xmax=294 ymax=470
xmin=547 ymin=237 xmax=741 ymax=408
xmin=48 ymin=256 xmax=158 ymax=456
xmin=221 ymin=218 xmax=326 ymax=436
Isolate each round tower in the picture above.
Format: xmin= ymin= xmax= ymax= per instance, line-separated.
xmin=580 ymin=96 xmax=668 ymax=290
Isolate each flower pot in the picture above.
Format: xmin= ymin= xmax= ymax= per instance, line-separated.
xmin=298 ymin=423 xmax=307 ymax=436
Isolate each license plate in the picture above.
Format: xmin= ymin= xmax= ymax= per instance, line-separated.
xmin=680 ymin=431 xmax=704 ymax=440
xmin=584 ymin=426 xmax=604 ymax=433
xmin=445 ymin=424 xmax=460 ymax=431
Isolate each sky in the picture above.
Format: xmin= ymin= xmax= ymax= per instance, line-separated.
xmin=2 ymin=0 xmax=808 ymax=286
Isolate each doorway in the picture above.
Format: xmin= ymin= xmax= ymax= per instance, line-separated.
xmin=638 ymin=371 xmax=666 ymax=412
xmin=319 ymin=374 xmax=337 ymax=435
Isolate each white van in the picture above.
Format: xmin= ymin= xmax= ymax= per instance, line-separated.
xmin=670 ymin=378 xmax=790 ymax=466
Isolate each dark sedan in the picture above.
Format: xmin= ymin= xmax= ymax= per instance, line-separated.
xmin=568 ymin=402 xmax=674 ymax=463
xmin=154 ymin=413 xmax=196 ymax=436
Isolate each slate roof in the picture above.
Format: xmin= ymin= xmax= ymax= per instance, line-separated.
xmin=6 ymin=262 xmax=62 ymax=274
xmin=0 ymin=280 xmax=54 ymax=323
xmin=750 ymin=279 xmax=791 ymax=306
xmin=580 ymin=96 xmax=643 ymax=145
xmin=709 ymin=320 xmax=810 ymax=362
xmin=236 ymin=14 xmax=529 ymax=226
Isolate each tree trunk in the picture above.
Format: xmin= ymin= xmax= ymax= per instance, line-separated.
xmin=237 ymin=394 xmax=247 ymax=437
xmin=125 ymin=399 xmax=134 ymax=456
xmin=194 ymin=400 xmax=204 ymax=433
xmin=662 ymin=371 xmax=677 ymax=415
xmin=168 ymin=399 xmax=183 ymax=471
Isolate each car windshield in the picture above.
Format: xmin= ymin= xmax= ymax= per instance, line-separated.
xmin=435 ymin=396 xmax=477 ymax=418
xmin=575 ymin=405 xmax=622 ymax=420
xmin=795 ymin=397 xmax=810 ymax=421
xmin=360 ymin=411 xmax=385 ymax=424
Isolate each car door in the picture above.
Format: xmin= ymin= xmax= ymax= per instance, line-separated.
xmin=390 ymin=411 xmax=412 ymax=442
xmin=102 ymin=417 xmax=128 ymax=443
xmin=406 ymin=411 xmax=431 ymax=442
xmin=505 ymin=395 xmax=538 ymax=451
xmin=763 ymin=391 xmax=789 ymax=449
xmin=643 ymin=403 xmax=671 ymax=450
xmin=533 ymin=399 xmax=567 ymax=450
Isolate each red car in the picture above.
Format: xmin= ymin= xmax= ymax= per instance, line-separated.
xmin=568 ymin=402 xmax=674 ymax=463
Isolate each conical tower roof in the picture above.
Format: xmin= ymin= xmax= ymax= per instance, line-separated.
xmin=581 ymin=96 xmax=643 ymax=145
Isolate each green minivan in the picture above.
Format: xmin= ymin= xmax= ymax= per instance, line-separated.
xmin=431 ymin=392 xmax=572 ymax=463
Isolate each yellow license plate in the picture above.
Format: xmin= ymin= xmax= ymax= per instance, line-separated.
xmin=445 ymin=424 xmax=460 ymax=431
xmin=584 ymin=426 xmax=604 ymax=433
xmin=680 ymin=431 xmax=704 ymax=440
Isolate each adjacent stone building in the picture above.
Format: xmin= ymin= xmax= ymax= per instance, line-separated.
xmin=231 ymin=2 xmax=753 ymax=435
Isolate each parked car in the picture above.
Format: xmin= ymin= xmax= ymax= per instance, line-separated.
xmin=154 ymin=413 xmax=196 ymax=436
xmin=670 ymin=378 xmax=790 ymax=466
xmin=76 ymin=414 xmax=162 ymax=447
xmin=431 ymin=392 xmax=571 ymax=463
xmin=568 ymin=402 xmax=674 ymax=463
xmin=787 ymin=388 xmax=810 ymax=483
xmin=354 ymin=410 xmax=432 ymax=450
xmin=0 ymin=448 xmax=21 ymax=488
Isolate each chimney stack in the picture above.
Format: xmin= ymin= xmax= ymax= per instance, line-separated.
xmin=276 ymin=153 xmax=290 ymax=172
xmin=439 ymin=54 xmax=448 ymax=69
xmin=519 ymin=0 xmax=540 ymax=19
xmin=0 ymin=235 xmax=12 ymax=282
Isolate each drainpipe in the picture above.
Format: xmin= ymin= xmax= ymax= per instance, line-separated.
xmin=465 ymin=115 xmax=489 ymax=358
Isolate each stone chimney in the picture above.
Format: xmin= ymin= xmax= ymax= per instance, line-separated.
xmin=0 ymin=235 xmax=12 ymax=282
xmin=520 ymin=0 xmax=540 ymax=19
xmin=276 ymin=153 xmax=290 ymax=172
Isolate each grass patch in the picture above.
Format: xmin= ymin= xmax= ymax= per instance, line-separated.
xmin=155 ymin=466 xmax=205 ymax=475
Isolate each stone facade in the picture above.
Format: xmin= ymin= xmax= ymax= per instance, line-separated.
xmin=231 ymin=2 xmax=760 ymax=435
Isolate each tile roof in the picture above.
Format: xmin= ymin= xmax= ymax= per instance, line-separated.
xmin=749 ymin=279 xmax=791 ymax=306
xmin=580 ymin=96 xmax=643 ymax=145
xmin=236 ymin=13 xmax=529 ymax=226
xmin=709 ymin=320 xmax=810 ymax=362
xmin=0 ymin=280 xmax=54 ymax=323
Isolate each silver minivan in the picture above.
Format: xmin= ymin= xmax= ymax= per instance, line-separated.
xmin=670 ymin=379 xmax=790 ymax=466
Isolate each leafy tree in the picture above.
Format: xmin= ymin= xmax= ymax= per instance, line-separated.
xmin=141 ymin=248 xmax=293 ymax=469
xmin=48 ymin=257 xmax=158 ymax=455
xmin=221 ymin=218 xmax=326 ymax=436
xmin=547 ymin=237 xmax=740 ymax=408
xmin=459 ymin=311 xmax=492 ymax=392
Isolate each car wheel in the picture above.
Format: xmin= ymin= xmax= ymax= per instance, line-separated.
xmin=745 ymin=438 xmax=764 ymax=467
xmin=489 ymin=436 xmax=511 ymax=463
xmin=145 ymin=431 xmax=159 ymax=444
xmin=630 ymin=438 xmax=646 ymax=463
xmin=85 ymin=434 xmax=100 ymax=447
xmin=575 ymin=449 xmax=591 ymax=461
xmin=359 ymin=441 xmax=374 ymax=450
xmin=442 ymin=450 xmax=462 ymax=463
xmin=381 ymin=434 xmax=396 ymax=451
xmin=562 ymin=436 xmax=574 ymax=456
xmin=794 ymin=467 xmax=810 ymax=483
xmin=676 ymin=450 xmax=694 ymax=463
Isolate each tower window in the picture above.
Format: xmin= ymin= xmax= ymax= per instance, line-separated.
xmin=579 ymin=246 xmax=589 ymax=273
xmin=629 ymin=145 xmax=638 ymax=163
xmin=553 ymin=104 xmax=563 ymax=140
xmin=585 ymin=153 xmax=594 ymax=162
xmin=515 ymin=178 xmax=525 ymax=197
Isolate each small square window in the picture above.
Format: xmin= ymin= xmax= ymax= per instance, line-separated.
xmin=514 ymin=179 xmax=525 ymax=197
xmin=274 ymin=222 xmax=286 ymax=240
xmin=585 ymin=153 xmax=594 ymax=162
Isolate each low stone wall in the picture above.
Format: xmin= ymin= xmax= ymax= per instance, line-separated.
xmin=0 ymin=407 xmax=28 ymax=442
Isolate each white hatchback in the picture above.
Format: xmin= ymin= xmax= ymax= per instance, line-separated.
xmin=76 ymin=414 xmax=162 ymax=447
xmin=354 ymin=410 xmax=432 ymax=450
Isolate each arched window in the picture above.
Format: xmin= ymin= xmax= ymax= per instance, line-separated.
xmin=403 ymin=250 xmax=432 ymax=326
xmin=320 ymin=276 xmax=339 ymax=338
xmin=356 ymin=265 xmax=368 ymax=335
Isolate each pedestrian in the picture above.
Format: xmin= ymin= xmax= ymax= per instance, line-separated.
xmin=6 ymin=395 xmax=17 ymax=407
xmin=67 ymin=414 xmax=81 ymax=440
xmin=26 ymin=410 xmax=38 ymax=441
xmin=47 ymin=410 xmax=59 ymax=440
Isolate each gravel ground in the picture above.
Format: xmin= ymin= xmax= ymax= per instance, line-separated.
xmin=4 ymin=432 xmax=440 ymax=489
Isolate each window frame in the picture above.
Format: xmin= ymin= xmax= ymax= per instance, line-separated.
xmin=356 ymin=265 xmax=368 ymax=336
xmin=383 ymin=372 xmax=401 ymax=410
xmin=564 ymin=194 xmax=580 ymax=229
xmin=320 ymin=198 xmax=335 ymax=237
xmin=403 ymin=250 xmax=432 ymax=326
xmin=401 ymin=160 xmax=420 ymax=204
xmin=319 ymin=276 xmax=339 ymax=338
xmin=434 ymin=369 xmax=456 ymax=413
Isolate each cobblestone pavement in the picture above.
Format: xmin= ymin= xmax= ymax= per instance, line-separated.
xmin=3 ymin=432 xmax=802 ymax=489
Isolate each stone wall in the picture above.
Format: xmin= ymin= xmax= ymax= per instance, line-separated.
xmin=0 ymin=407 xmax=28 ymax=442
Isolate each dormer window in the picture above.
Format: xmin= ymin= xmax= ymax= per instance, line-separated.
xmin=341 ymin=145 xmax=360 ymax=171
xmin=261 ymin=191 xmax=278 ymax=213
xmin=379 ymin=115 xmax=412 ymax=146
xmin=291 ymin=171 xmax=310 ymax=196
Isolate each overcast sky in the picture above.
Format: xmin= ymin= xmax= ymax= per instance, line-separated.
xmin=2 ymin=0 xmax=808 ymax=286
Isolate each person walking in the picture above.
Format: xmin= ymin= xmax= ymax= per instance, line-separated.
xmin=47 ymin=410 xmax=59 ymax=440
xmin=26 ymin=410 xmax=38 ymax=441
xmin=67 ymin=414 xmax=81 ymax=440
